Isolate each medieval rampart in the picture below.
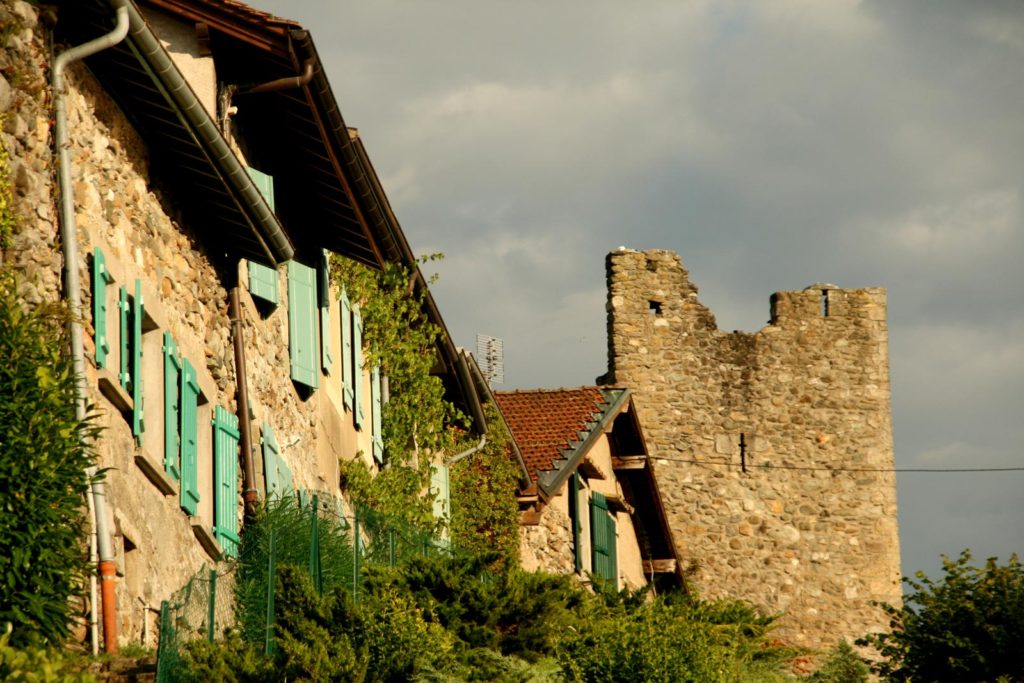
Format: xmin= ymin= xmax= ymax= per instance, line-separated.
xmin=602 ymin=248 xmax=901 ymax=648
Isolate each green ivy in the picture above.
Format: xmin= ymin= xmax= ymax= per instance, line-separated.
xmin=0 ymin=114 xmax=15 ymax=249
xmin=0 ymin=271 xmax=100 ymax=645
xmin=331 ymin=255 xmax=465 ymax=533
xmin=449 ymin=402 xmax=521 ymax=565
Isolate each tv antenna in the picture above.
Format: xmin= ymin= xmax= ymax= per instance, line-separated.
xmin=476 ymin=334 xmax=505 ymax=386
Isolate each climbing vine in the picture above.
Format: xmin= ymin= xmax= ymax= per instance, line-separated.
xmin=331 ymin=254 xmax=465 ymax=532
xmin=449 ymin=401 xmax=521 ymax=564
xmin=0 ymin=114 xmax=15 ymax=249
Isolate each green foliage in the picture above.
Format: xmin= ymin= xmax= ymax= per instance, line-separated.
xmin=0 ymin=626 xmax=95 ymax=683
xmin=332 ymin=254 xmax=464 ymax=532
xmin=0 ymin=114 xmax=15 ymax=249
xmin=234 ymin=495 xmax=354 ymax=646
xmin=361 ymin=554 xmax=581 ymax=661
xmin=0 ymin=272 xmax=98 ymax=645
xmin=806 ymin=641 xmax=868 ymax=683
xmin=449 ymin=402 xmax=521 ymax=564
xmin=857 ymin=550 xmax=1024 ymax=682
xmin=558 ymin=591 xmax=795 ymax=683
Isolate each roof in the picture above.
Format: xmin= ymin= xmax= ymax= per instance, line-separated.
xmin=494 ymin=387 xmax=629 ymax=494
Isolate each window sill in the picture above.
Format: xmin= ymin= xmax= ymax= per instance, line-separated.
xmin=133 ymin=451 xmax=176 ymax=497
xmin=190 ymin=518 xmax=223 ymax=561
xmin=98 ymin=367 xmax=133 ymax=414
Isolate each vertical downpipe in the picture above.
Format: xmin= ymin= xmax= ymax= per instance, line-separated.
xmin=53 ymin=3 xmax=130 ymax=655
xmin=230 ymin=286 xmax=257 ymax=519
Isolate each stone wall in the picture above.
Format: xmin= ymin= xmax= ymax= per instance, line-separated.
xmin=603 ymin=248 xmax=901 ymax=649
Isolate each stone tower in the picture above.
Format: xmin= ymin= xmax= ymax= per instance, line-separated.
xmin=602 ymin=248 xmax=901 ymax=649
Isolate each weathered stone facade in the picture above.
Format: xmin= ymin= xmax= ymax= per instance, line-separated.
xmin=602 ymin=248 xmax=901 ymax=648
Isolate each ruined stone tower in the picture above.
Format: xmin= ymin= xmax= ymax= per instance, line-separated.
xmin=602 ymin=248 xmax=901 ymax=648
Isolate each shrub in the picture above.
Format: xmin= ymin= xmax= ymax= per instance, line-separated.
xmin=857 ymin=550 xmax=1024 ymax=682
xmin=0 ymin=626 xmax=95 ymax=682
xmin=0 ymin=273 xmax=99 ymax=645
xmin=807 ymin=641 xmax=868 ymax=683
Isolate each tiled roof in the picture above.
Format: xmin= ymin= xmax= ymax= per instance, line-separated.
xmin=494 ymin=387 xmax=621 ymax=483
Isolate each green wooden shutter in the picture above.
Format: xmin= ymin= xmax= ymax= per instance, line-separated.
xmin=131 ymin=280 xmax=145 ymax=440
xmin=371 ymin=365 xmax=383 ymax=462
xmin=246 ymin=166 xmax=275 ymax=211
xmin=287 ymin=261 xmax=319 ymax=389
xmin=162 ymin=332 xmax=181 ymax=481
xmin=431 ymin=464 xmax=450 ymax=522
xmin=352 ymin=306 xmax=364 ymax=429
xmin=340 ymin=289 xmax=353 ymax=410
xmin=590 ymin=492 xmax=616 ymax=585
xmin=213 ymin=406 xmax=240 ymax=558
xmin=318 ymin=251 xmax=332 ymax=373
xmin=570 ymin=473 xmax=582 ymax=572
xmin=118 ymin=286 xmax=130 ymax=391
xmin=262 ymin=423 xmax=280 ymax=500
xmin=92 ymin=249 xmax=113 ymax=368
xmin=180 ymin=358 xmax=200 ymax=516
xmin=248 ymin=261 xmax=279 ymax=305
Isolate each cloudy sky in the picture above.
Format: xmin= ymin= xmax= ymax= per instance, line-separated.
xmin=251 ymin=0 xmax=1023 ymax=579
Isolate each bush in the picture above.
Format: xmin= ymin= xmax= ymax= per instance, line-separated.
xmin=0 ymin=273 xmax=99 ymax=645
xmin=807 ymin=641 xmax=868 ymax=683
xmin=0 ymin=626 xmax=95 ymax=682
xmin=857 ymin=550 xmax=1024 ymax=682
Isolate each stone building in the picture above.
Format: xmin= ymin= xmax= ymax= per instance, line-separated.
xmin=2 ymin=0 xmax=482 ymax=652
xmin=600 ymin=248 xmax=901 ymax=648
xmin=494 ymin=387 xmax=682 ymax=592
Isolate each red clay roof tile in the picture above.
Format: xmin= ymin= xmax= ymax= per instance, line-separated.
xmin=494 ymin=387 xmax=611 ymax=483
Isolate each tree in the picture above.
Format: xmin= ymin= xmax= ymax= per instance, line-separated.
xmin=858 ymin=550 xmax=1024 ymax=682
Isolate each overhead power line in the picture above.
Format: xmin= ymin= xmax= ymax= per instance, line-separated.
xmin=649 ymin=455 xmax=1024 ymax=474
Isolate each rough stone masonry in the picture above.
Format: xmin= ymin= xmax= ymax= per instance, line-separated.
xmin=601 ymin=248 xmax=901 ymax=649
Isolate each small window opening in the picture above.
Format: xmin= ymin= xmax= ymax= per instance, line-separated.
xmin=648 ymin=300 xmax=663 ymax=317
xmin=646 ymin=258 xmax=658 ymax=272
xmin=821 ymin=290 xmax=829 ymax=317
xmin=739 ymin=433 xmax=747 ymax=473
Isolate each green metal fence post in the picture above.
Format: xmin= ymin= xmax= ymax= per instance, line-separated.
xmin=310 ymin=493 xmax=322 ymax=595
xmin=207 ymin=568 xmax=217 ymax=643
xmin=388 ymin=529 xmax=395 ymax=567
xmin=353 ymin=506 xmax=360 ymax=604
xmin=155 ymin=600 xmax=171 ymax=683
xmin=265 ymin=529 xmax=277 ymax=655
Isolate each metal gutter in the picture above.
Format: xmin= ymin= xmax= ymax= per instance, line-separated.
xmin=53 ymin=2 xmax=130 ymax=655
xmin=115 ymin=0 xmax=293 ymax=265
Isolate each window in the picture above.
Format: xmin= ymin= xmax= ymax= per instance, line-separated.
xmin=590 ymin=491 xmax=617 ymax=586
xmin=371 ymin=365 xmax=383 ymax=462
xmin=261 ymin=422 xmax=293 ymax=500
xmin=340 ymin=288 xmax=353 ymax=410
xmin=179 ymin=358 xmax=201 ymax=516
xmin=287 ymin=261 xmax=319 ymax=390
xmin=212 ymin=406 xmax=240 ymax=558
xmin=569 ymin=473 xmax=583 ymax=572
xmin=115 ymin=280 xmax=146 ymax=441
xmin=91 ymin=249 xmax=113 ymax=368
xmin=162 ymin=332 xmax=181 ymax=481
xmin=352 ymin=305 xmax=364 ymax=429
xmin=318 ymin=250 xmax=332 ymax=373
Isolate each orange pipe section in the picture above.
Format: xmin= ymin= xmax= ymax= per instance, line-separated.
xmin=99 ymin=560 xmax=118 ymax=654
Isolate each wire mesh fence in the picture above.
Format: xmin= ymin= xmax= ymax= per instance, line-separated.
xmin=155 ymin=492 xmax=461 ymax=681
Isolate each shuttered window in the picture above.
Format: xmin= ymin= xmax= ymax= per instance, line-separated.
xmin=213 ymin=406 xmax=240 ymax=558
xmin=118 ymin=286 xmax=130 ymax=391
xmin=318 ymin=251 xmax=332 ymax=373
xmin=352 ymin=306 xmax=364 ymax=429
xmin=340 ymin=289 xmax=353 ymax=410
xmin=570 ymin=473 xmax=583 ymax=572
xmin=162 ymin=332 xmax=181 ymax=481
xmin=131 ymin=280 xmax=144 ymax=440
xmin=248 ymin=261 xmax=279 ymax=305
xmin=287 ymin=261 xmax=319 ymax=389
xmin=371 ymin=365 xmax=383 ymax=462
xmin=91 ymin=249 xmax=113 ymax=368
xmin=246 ymin=166 xmax=275 ymax=211
xmin=179 ymin=358 xmax=200 ymax=516
xmin=590 ymin=491 xmax=617 ymax=586
xmin=431 ymin=463 xmax=450 ymax=522
xmin=262 ymin=423 xmax=293 ymax=500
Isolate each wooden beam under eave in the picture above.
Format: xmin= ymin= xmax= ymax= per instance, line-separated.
xmin=612 ymin=455 xmax=647 ymax=470
xmin=643 ymin=559 xmax=678 ymax=574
